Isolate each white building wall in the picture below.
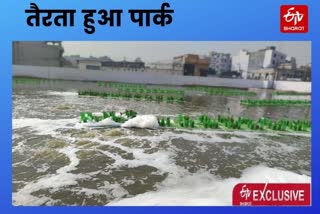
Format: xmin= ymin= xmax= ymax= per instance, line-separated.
xmin=13 ymin=65 xmax=273 ymax=89
xmin=273 ymin=81 xmax=311 ymax=93
xmin=232 ymin=50 xmax=250 ymax=79
xmin=263 ymin=50 xmax=287 ymax=68
xmin=13 ymin=65 xmax=311 ymax=92
xmin=263 ymin=49 xmax=273 ymax=68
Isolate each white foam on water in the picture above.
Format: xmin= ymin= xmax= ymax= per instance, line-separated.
xmin=84 ymin=118 xmax=121 ymax=128
xmin=108 ymin=165 xmax=310 ymax=206
xmin=118 ymin=129 xmax=249 ymax=145
xmin=13 ymin=146 xmax=88 ymax=206
xmin=47 ymin=91 xmax=78 ymax=96
xmin=13 ymin=118 xmax=79 ymax=136
xmin=92 ymin=112 xmax=103 ymax=117
xmin=87 ymin=136 xmax=176 ymax=173
xmin=122 ymin=115 xmax=159 ymax=129
xmin=12 ymin=115 xmax=311 ymax=206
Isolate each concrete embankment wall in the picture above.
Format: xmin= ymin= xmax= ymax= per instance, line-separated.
xmin=12 ymin=65 xmax=311 ymax=92
xmin=273 ymin=81 xmax=311 ymax=93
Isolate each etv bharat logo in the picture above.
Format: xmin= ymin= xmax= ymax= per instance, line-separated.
xmin=280 ymin=5 xmax=308 ymax=33
xmin=233 ymin=183 xmax=311 ymax=206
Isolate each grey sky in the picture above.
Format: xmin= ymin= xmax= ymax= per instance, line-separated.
xmin=62 ymin=41 xmax=311 ymax=66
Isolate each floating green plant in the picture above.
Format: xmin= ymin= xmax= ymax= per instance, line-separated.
xmin=186 ymin=86 xmax=256 ymax=96
xmin=273 ymin=91 xmax=311 ymax=96
xmin=13 ymin=77 xmax=50 ymax=84
xmin=98 ymin=82 xmax=184 ymax=96
xmin=81 ymin=110 xmax=310 ymax=133
xmin=158 ymin=114 xmax=311 ymax=133
xmin=240 ymin=99 xmax=311 ymax=106
xmin=98 ymin=82 xmax=146 ymax=88
xmin=78 ymin=90 xmax=185 ymax=104
xmin=80 ymin=110 xmax=138 ymax=123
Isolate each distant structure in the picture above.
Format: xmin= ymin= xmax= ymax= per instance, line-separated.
xmin=146 ymin=60 xmax=183 ymax=75
xmin=248 ymin=46 xmax=286 ymax=71
xmin=208 ymin=51 xmax=232 ymax=75
xmin=173 ymin=54 xmax=209 ymax=76
xmin=276 ymin=63 xmax=311 ymax=81
xmin=78 ymin=58 xmax=102 ymax=70
xmin=76 ymin=57 xmax=145 ymax=71
xmin=232 ymin=46 xmax=293 ymax=80
xmin=13 ymin=41 xmax=64 ymax=67
xmin=232 ymin=49 xmax=250 ymax=79
xmin=64 ymin=55 xmax=112 ymax=68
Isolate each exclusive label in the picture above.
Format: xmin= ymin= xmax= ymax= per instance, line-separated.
xmin=233 ymin=183 xmax=311 ymax=206
xmin=280 ymin=5 xmax=308 ymax=33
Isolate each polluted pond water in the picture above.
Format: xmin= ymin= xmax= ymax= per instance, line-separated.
xmin=12 ymin=79 xmax=311 ymax=206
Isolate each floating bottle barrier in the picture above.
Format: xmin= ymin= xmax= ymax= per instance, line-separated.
xmin=158 ymin=114 xmax=311 ymax=133
xmin=273 ymin=91 xmax=311 ymax=96
xmin=98 ymin=82 xmax=184 ymax=96
xmin=98 ymin=82 xmax=146 ymax=88
xmin=80 ymin=110 xmax=138 ymax=123
xmin=240 ymin=99 xmax=311 ymax=106
xmin=78 ymin=90 xmax=185 ymax=104
xmin=13 ymin=77 xmax=50 ymax=84
xmin=186 ymin=86 xmax=256 ymax=96
xmin=80 ymin=111 xmax=310 ymax=133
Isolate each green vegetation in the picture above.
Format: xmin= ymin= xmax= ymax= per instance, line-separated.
xmin=117 ymin=87 xmax=184 ymax=96
xmin=78 ymin=90 xmax=185 ymax=103
xmin=240 ymin=99 xmax=311 ymax=106
xmin=80 ymin=110 xmax=137 ymax=123
xmin=158 ymin=114 xmax=311 ymax=133
xmin=273 ymin=91 xmax=311 ymax=96
xmin=80 ymin=110 xmax=310 ymax=133
xmin=13 ymin=77 xmax=48 ymax=84
xmin=98 ymin=82 xmax=146 ymax=88
xmin=98 ymin=82 xmax=184 ymax=96
xmin=186 ymin=86 xmax=256 ymax=96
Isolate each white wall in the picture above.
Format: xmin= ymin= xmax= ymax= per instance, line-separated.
xmin=273 ymin=81 xmax=311 ymax=93
xmin=12 ymin=65 xmax=311 ymax=92
xmin=263 ymin=49 xmax=273 ymax=68
xmin=232 ymin=50 xmax=250 ymax=79
xmin=263 ymin=50 xmax=287 ymax=69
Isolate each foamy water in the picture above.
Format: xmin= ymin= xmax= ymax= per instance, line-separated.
xmin=13 ymin=116 xmax=310 ymax=206
xmin=12 ymin=86 xmax=311 ymax=206
xmin=109 ymin=166 xmax=310 ymax=206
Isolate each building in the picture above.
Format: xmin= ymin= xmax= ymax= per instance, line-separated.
xmin=231 ymin=49 xmax=250 ymax=79
xmin=277 ymin=57 xmax=297 ymax=70
xmin=299 ymin=63 xmax=311 ymax=81
xmin=248 ymin=46 xmax=286 ymax=71
xmin=146 ymin=60 xmax=183 ymax=75
xmin=147 ymin=61 xmax=173 ymax=70
xmin=276 ymin=63 xmax=311 ymax=81
xmin=101 ymin=59 xmax=145 ymax=71
xmin=248 ymin=62 xmax=310 ymax=82
xmin=209 ymin=51 xmax=232 ymax=75
xmin=248 ymin=68 xmax=276 ymax=80
xmin=173 ymin=54 xmax=209 ymax=76
xmin=77 ymin=57 xmax=145 ymax=71
xmin=64 ymin=55 xmax=113 ymax=68
xmin=232 ymin=47 xmax=288 ymax=79
xmin=13 ymin=41 xmax=64 ymax=67
xmin=78 ymin=59 xmax=102 ymax=70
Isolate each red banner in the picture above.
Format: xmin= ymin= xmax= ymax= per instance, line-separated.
xmin=233 ymin=183 xmax=311 ymax=206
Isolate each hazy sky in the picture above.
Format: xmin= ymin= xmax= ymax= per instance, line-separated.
xmin=63 ymin=41 xmax=311 ymax=66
